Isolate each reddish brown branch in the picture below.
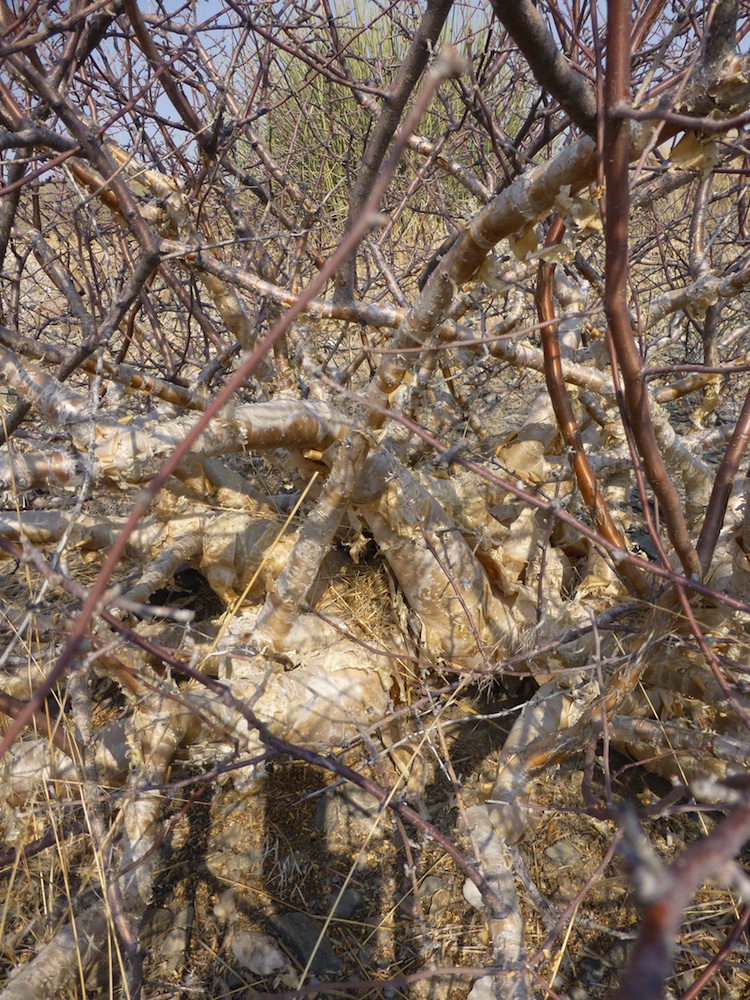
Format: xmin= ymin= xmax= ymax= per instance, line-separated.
xmin=535 ymin=214 xmax=649 ymax=597
xmin=671 ymin=581 xmax=750 ymax=731
xmin=631 ymin=0 xmax=670 ymax=51
xmin=611 ymin=804 xmax=750 ymax=1000
xmin=696 ymin=380 xmax=750 ymax=572
xmin=602 ymin=0 xmax=701 ymax=580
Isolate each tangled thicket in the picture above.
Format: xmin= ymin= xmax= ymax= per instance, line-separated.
xmin=2 ymin=2 xmax=750 ymax=999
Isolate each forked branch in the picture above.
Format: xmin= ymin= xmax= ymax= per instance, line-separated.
xmin=603 ymin=0 xmax=702 ymax=579
xmin=536 ymin=214 xmax=649 ymax=597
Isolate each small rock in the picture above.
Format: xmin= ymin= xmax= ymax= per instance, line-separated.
xmin=567 ymin=988 xmax=589 ymax=1000
xmin=580 ymin=955 xmax=607 ymax=985
xmin=231 ymin=930 xmax=291 ymax=976
xmin=463 ymin=878 xmax=483 ymax=911
xmin=428 ymin=888 xmax=451 ymax=924
xmin=418 ymin=876 xmax=444 ymax=899
xmin=160 ymin=905 xmax=194 ymax=973
xmin=606 ymin=941 xmax=629 ymax=970
xmin=213 ymin=889 xmax=237 ymax=922
xmin=268 ymin=912 xmax=342 ymax=975
xmin=544 ymin=839 xmax=581 ymax=866
xmin=469 ymin=973 xmax=519 ymax=1000
xmin=326 ymin=887 xmax=364 ymax=920
xmin=398 ymin=895 xmax=419 ymax=919
xmin=139 ymin=906 xmax=173 ymax=948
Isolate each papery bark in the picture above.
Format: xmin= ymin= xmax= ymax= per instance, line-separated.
xmin=254 ymin=433 xmax=363 ymax=649
xmin=356 ymin=454 xmax=507 ymax=663
xmin=0 ymin=347 xmax=348 ymax=489
xmin=463 ymin=804 xmax=530 ymax=1000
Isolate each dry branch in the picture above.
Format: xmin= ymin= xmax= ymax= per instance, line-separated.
xmin=612 ymin=802 xmax=750 ymax=1000
xmin=2 ymin=4 xmax=750 ymax=999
